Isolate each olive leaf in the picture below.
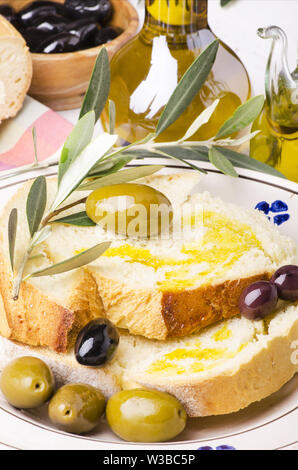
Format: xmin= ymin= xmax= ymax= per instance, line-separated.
xmin=26 ymin=176 xmax=47 ymax=237
xmin=58 ymin=111 xmax=95 ymax=185
xmin=8 ymin=208 xmax=17 ymax=271
xmin=221 ymin=0 xmax=233 ymax=5
xmin=32 ymin=127 xmax=38 ymax=164
xmin=209 ymin=147 xmax=238 ymax=177
xmin=31 ymin=225 xmax=52 ymax=247
xmin=155 ymin=146 xmax=207 ymax=173
xmin=214 ymin=130 xmax=260 ymax=147
xmin=216 ymin=95 xmax=265 ymax=138
xmin=154 ymin=145 xmax=207 ymax=161
xmin=51 ymin=211 xmax=96 ymax=227
xmin=179 ymin=99 xmax=219 ymax=141
xmin=27 ymin=242 xmax=111 ymax=278
xmin=108 ymin=99 xmax=116 ymax=134
xmin=87 ymin=133 xmax=156 ymax=176
xmin=170 ymin=144 xmax=285 ymax=178
xmin=155 ymin=40 xmax=219 ymax=136
xmin=103 ymin=132 xmax=156 ymax=161
xmin=79 ymin=48 xmax=110 ymax=121
xmin=122 ymin=148 xmax=162 ymax=159
xmin=51 ymin=133 xmax=118 ymax=210
xmin=78 ymin=164 xmax=164 ymax=191
xmin=88 ymin=155 xmax=133 ymax=177
xmin=183 ymin=145 xmax=210 ymax=162
xmin=212 ymin=147 xmax=286 ymax=178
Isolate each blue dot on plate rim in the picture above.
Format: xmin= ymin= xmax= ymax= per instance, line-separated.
xmin=270 ymin=200 xmax=288 ymax=213
xmin=255 ymin=200 xmax=290 ymax=226
xmin=197 ymin=444 xmax=236 ymax=450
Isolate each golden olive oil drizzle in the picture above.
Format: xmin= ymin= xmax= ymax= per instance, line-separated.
xmin=212 ymin=324 xmax=232 ymax=342
xmin=103 ymin=212 xmax=262 ymax=290
xmin=146 ymin=338 xmax=249 ymax=376
xmin=147 ymin=346 xmax=237 ymax=375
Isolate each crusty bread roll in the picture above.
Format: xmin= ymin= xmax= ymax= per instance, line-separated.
xmin=0 ymin=16 xmax=32 ymax=124
xmin=0 ymin=173 xmax=297 ymax=352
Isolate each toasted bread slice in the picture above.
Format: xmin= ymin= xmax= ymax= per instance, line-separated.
xmin=0 ymin=302 xmax=297 ymax=417
xmin=0 ymin=172 xmax=297 ymax=351
xmin=0 ymin=180 xmax=105 ymax=352
xmin=0 ymin=16 xmax=32 ymax=123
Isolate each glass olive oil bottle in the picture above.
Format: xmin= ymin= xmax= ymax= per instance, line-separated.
xmin=250 ymin=26 xmax=298 ymax=182
xmin=101 ymin=0 xmax=250 ymax=143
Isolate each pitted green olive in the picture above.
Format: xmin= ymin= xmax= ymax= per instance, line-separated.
xmin=106 ymin=388 xmax=187 ymax=442
xmin=0 ymin=356 xmax=54 ymax=409
xmin=86 ymin=183 xmax=173 ymax=238
xmin=48 ymin=383 xmax=105 ymax=434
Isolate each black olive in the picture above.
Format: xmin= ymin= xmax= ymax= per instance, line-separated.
xmin=22 ymin=27 xmax=48 ymax=51
xmin=17 ymin=1 xmax=64 ymax=28
xmin=34 ymin=32 xmax=81 ymax=53
xmin=29 ymin=14 xmax=70 ymax=34
xmin=66 ymin=18 xmax=98 ymax=48
xmin=270 ymin=265 xmax=298 ymax=301
xmin=64 ymin=0 xmax=113 ymax=25
xmin=95 ymin=0 xmax=113 ymax=25
xmin=0 ymin=4 xmax=19 ymax=28
xmin=75 ymin=319 xmax=119 ymax=367
xmin=24 ymin=14 xmax=71 ymax=50
xmin=94 ymin=26 xmax=122 ymax=46
xmin=22 ymin=15 xmax=70 ymax=52
xmin=238 ymin=281 xmax=278 ymax=320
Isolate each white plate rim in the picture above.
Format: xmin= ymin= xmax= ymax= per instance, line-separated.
xmin=0 ymin=159 xmax=297 ymax=450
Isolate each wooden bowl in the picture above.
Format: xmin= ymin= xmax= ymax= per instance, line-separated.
xmin=8 ymin=0 xmax=139 ymax=110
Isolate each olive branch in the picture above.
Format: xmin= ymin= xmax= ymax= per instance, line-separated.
xmin=7 ymin=43 xmax=283 ymax=300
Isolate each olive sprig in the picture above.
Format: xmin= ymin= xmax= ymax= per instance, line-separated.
xmin=7 ymin=43 xmax=283 ymax=300
xmin=72 ymin=42 xmax=282 ymax=182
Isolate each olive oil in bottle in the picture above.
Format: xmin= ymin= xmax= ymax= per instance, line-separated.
xmin=101 ymin=0 xmax=250 ymax=143
xmin=250 ymin=26 xmax=298 ymax=182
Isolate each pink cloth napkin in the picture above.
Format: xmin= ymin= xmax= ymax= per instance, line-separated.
xmin=0 ymin=97 xmax=73 ymax=171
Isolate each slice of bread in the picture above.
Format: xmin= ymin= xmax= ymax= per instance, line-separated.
xmin=0 ymin=302 xmax=297 ymax=417
xmin=0 ymin=172 xmax=297 ymax=351
xmin=0 ymin=16 xmax=32 ymax=124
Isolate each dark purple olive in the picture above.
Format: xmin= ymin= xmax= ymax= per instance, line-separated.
xmin=66 ymin=18 xmax=98 ymax=48
xmin=34 ymin=32 xmax=81 ymax=53
xmin=64 ymin=0 xmax=113 ymax=25
xmin=238 ymin=281 xmax=278 ymax=320
xmin=270 ymin=265 xmax=298 ymax=301
xmin=0 ymin=4 xmax=19 ymax=28
xmin=75 ymin=318 xmax=119 ymax=367
xmin=94 ymin=26 xmax=122 ymax=46
xmin=17 ymin=1 xmax=64 ymax=28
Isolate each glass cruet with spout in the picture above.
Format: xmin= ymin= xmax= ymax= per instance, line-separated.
xmin=250 ymin=26 xmax=298 ymax=182
xmin=101 ymin=0 xmax=250 ymax=144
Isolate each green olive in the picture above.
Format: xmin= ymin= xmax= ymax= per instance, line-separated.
xmin=86 ymin=183 xmax=173 ymax=238
xmin=106 ymin=388 xmax=187 ymax=442
xmin=0 ymin=356 xmax=54 ymax=409
xmin=48 ymin=383 xmax=105 ymax=434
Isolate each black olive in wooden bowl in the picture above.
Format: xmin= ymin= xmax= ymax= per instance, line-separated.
xmin=3 ymin=0 xmax=139 ymax=110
